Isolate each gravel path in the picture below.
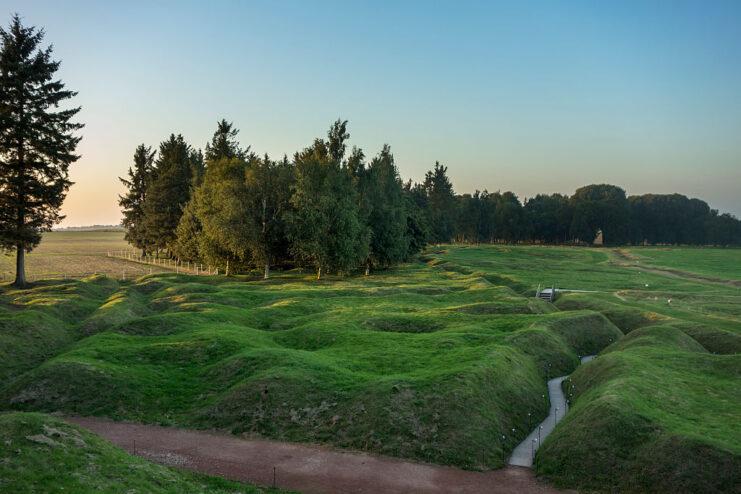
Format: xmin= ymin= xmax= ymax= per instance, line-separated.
xmin=508 ymin=355 xmax=596 ymax=468
xmin=67 ymin=416 xmax=571 ymax=494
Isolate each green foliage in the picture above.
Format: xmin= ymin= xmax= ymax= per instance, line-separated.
xmin=125 ymin=120 xmax=424 ymax=276
xmin=287 ymin=139 xmax=368 ymax=277
xmin=172 ymin=199 xmax=202 ymax=262
xmin=362 ymin=145 xmax=408 ymax=267
xmin=194 ymin=158 xmax=252 ymax=270
xmin=423 ymin=162 xmax=456 ymax=243
xmin=122 ymin=116 xmax=741 ymax=283
xmin=524 ymin=193 xmax=572 ymax=243
xmin=493 ymin=191 xmax=531 ymax=243
xmin=570 ymin=184 xmax=630 ymax=245
xmin=141 ymin=134 xmax=195 ymax=252
xmin=119 ymin=144 xmax=155 ymax=254
xmin=243 ymin=155 xmax=293 ymax=278
xmin=0 ymin=15 xmax=83 ymax=286
xmin=204 ymin=119 xmax=248 ymax=163
xmin=403 ymin=180 xmax=430 ymax=255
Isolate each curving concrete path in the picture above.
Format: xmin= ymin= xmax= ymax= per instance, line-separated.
xmin=508 ymin=355 xmax=595 ymax=467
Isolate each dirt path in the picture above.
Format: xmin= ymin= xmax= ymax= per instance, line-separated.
xmin=610 ymin=250 xmax=741 ymax=288
xmin=66 ymin=416 xmax=570 ymax=494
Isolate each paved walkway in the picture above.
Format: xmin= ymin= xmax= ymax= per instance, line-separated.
xmin=67 ymin=416 xmax=569 ymax=494
xmin=508 ymin=355 xmax=596 ymax=467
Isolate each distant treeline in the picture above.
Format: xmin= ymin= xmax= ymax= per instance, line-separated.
xmin=119 ymin=120 xmax=741 ymax=278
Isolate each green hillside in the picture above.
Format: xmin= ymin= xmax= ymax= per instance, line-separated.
xmin=3 ymin=244 xmax=740 ymax=492
xmin=1 ymin=259 xmax=619 ymax=470
xmin=434 ymin=245 xmax=741 ymax=493
xmin=0 ymin=412 xmax=291 ymax=493
xmin=535 ymin=325 xmax=741 ymax=493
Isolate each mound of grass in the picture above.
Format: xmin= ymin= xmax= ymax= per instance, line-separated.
xmin=671 ymin=321 xmax=741 ymax=355
xmin=1 ymin=259 xmax=622 ymax=470
xmin=556 ymin=293 xmax=669 ymax=333
xmin=603 ymin=325 xmax=708 ymax=354
xmin=0 ymin=276 xmax=119 ymax=386
xmin=540 ymin=311 xmax=623 ymax=356
xmin=0 ymin=412 xmax=291 ymax=493
xmin=4 ymin=242 xmax=738 ymax=490
xmin=535 ymin=326 xmax=741 ymax=493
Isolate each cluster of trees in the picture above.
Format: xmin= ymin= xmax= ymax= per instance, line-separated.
xmin=120 ymin=120 xmax=431 ymax=278
xmin=122 ymin=117 xmax=741 ymax=282
xmin=449 ymin=184 xmax=741 ymax=246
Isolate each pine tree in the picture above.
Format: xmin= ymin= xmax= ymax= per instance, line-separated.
xmin=169 ymin=148 xmax=205 ymax=261
xmin=0 ymin=15 xmax=83 ymax=286
xmin=190 ymin=148 xmax=205 ymax=186
xmin=403 ymin=180 xmax=430 ymax=256
xmin=194 ymin=157 xmax=252 ymax=271
xmin=364 ymin=145 xmax=408 ymax=270
xmin=119 ymin=144 xmax=155 ymax=257
xmin=140 ymin=134 xmax=193 ymax=253
xmin=423 ymin=162 xmax=456 ymax=244
xmin=172 ymin=198 xmax=201 ymax=262
xmin=204 ymin=119 xmax=247 ymax=163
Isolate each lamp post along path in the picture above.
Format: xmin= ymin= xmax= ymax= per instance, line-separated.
xmin=507 ymin=354 xmax=596 ymax=468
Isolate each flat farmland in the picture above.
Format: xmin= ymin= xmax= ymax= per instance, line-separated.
xmin=0 ymin=231 xmax=168 ymax=281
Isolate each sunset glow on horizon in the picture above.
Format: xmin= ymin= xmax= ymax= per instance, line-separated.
xmin=5 ymin=0 xmax=740 ymax=227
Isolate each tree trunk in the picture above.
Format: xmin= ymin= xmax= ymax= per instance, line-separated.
xmin=14 ymin=245 xmax=26 ymax=287
xmin=264 ymin=262 xmax=270 ymax=280
xmin=226 ymin=259 xmax=229 ymax=276
xmin=317 ymin=266 xmax=322 ymax=280
xmin=365 ymin=263 xmax=370 ymax=277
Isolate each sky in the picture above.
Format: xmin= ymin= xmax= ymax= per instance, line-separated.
xmin=3 ymin=0 xmax=741 ymax=226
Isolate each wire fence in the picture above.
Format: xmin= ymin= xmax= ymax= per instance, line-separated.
xmin=107 ymin=251 xmax=219 ymax=277
xmin=1 ymin=271 xmax=106 ymax=283
xmin=0 ymin=252 xmax=221 ymax=283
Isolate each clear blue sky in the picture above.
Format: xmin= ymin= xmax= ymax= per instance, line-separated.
xmin=4 ymin=0 xmax=741 ymax=225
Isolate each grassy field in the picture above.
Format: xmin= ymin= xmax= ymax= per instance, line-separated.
xmin=0 ymin=254 xmax=621 ymax=470
xmin=1 ymin=238 xmax=739 ymax=492
xmin=625 ymin=246 xmax=741 ymax=282
xmin=0 ymin=412 xmax=292 ymax=493
xmin=432 ymin=244 xmax=741 ymax=492
xmin=536 ymin=326 xmax=740 ymax=493
xmin=0 ymin=230 xmax=169 ymax=281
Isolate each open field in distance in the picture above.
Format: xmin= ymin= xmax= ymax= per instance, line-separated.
xmin=0 ymin=231 xmax=170 ymax=281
